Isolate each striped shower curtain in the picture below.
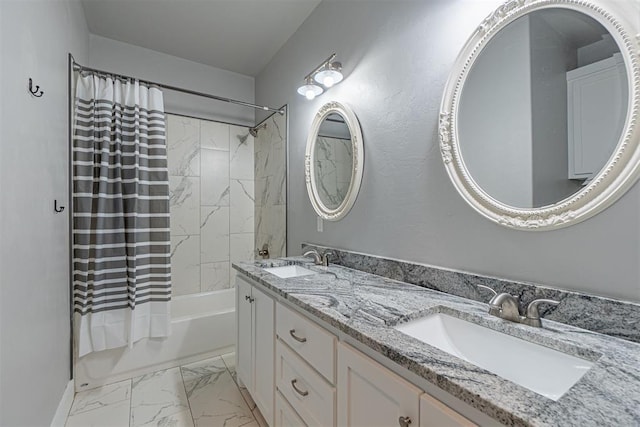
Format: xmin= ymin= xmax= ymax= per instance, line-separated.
xmin=73 ymin=73 xmax=171 ymax=357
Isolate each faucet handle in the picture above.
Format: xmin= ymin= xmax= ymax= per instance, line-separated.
xmin=476 ymin=284 xmax=497 ymax=301
xmin=321 ymin=251 xmax=334 ymax=266
xmin=526 ymin=298 xmax=560 ymax=320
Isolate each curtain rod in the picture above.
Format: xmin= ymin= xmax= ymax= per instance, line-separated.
xmin=69 ymin=54 xmax=284 ymax=115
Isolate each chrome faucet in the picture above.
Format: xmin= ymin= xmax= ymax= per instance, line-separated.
xmin=303 ymin=249 xmax=322 ymax=264
xmin=523 ymin=298 xmax=560 ymax=327
xmin=476 ymin=284 xmax=559 ymax=328
xmin=303 ymin=249 xmax=333 ymax=267
xmin=488 ymin=292 xmax=521 ymax=323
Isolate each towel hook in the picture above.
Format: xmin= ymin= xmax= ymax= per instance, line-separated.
xmin=54 ymin=200 xmax=64 ymax=213
xmin=28 ymin=78 xmax=44 ymax=97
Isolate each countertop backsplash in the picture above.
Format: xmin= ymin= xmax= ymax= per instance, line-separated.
xmin=302 ymin=243 xmax=640 ymax=343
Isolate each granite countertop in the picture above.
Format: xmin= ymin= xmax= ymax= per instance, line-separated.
xmin=233 ymin=258 xmax=640 ymax=427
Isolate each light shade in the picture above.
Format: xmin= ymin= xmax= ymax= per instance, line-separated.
xmin=297 ymin=82 xmax=324 ymax=100
xmin=314 ymin=62 xmax=343 ymax=88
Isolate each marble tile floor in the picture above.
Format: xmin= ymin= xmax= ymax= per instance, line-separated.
xmin=65 ymin=353 xmax=266 ymax=427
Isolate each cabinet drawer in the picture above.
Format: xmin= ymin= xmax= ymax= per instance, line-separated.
xmin=420 ymin=394 xmax=477 ymax=427
xmin=276 ymin=339 xmax=336 ymax=427
xmin=276 ymin=302 xmax=336 ymax=383
xmin=276 ymin=390 xmax=308 ymax=427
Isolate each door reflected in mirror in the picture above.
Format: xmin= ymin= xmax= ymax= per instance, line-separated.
xmin=458 ymin=8 xmax=628 ymax=209
xmin=314 ymin=113 xmax=353 ymax=209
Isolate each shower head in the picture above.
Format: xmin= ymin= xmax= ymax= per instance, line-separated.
xmin=249 ymin=122 xmax=267 ymax=138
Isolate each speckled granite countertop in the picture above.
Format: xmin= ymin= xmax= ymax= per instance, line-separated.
xmin=233 ymin=258 xmax=640 ymax=427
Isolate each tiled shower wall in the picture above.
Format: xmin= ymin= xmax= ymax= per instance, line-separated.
xmin=167 ymin=114 xmax=255 ymax=296
xmin=255 ymin=110 xmax=287 ymax=258
xmin=314 ymin=136 xmax=353 ymax=209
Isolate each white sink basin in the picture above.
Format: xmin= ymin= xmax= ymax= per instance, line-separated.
xmin=395 ymin=313 xmax=594 ymax=400
xmin=264 ymin=265 xmax=317 ymax=279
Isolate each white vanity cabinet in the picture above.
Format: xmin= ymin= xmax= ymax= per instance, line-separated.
xmin=235 ymin=275 xmax=275 ymax=426
xmin=235 ymin=272 xmax=489 ymax=427
xmin=567 ymin=53 xmax=627 ymax=180
xmin=337 ymin=342 xmax=421 ymax=427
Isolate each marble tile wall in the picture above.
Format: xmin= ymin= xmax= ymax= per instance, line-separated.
xmin=167 ymin=114 xmax=255 ymax=296
xmin=314 ymin=136 xmax=352 ymax=209
xmin=255 ymin=110 xmax=287 ymax=260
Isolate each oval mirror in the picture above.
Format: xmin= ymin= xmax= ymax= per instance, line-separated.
xmin=305 ymin=102 xmax=364 ymax=221
xmin=440 ymin=0 xmax=640 ymax=230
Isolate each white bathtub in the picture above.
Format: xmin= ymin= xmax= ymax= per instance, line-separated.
xmin=74 ymin=288 xmax=236 ymax=391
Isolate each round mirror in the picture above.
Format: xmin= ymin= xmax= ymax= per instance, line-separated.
xmin=305 ymin=102 xmax=364 ymax=221
xmin=440 ymin=0 xmax=640 ymax=230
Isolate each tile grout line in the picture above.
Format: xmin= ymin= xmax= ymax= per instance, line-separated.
xmin=229 ymin=124 xmax=232 ymax=287
xmin=178 ymin=364 xmax=198 ymax=427
xmin=127 ymin=379 xmax=132 ymax=427
xmin=199 ymin=118 xmax=203 ymax=293
xmin=220 ymin=355 xmax=260 ymax=425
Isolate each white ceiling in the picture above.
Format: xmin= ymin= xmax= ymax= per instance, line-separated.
xmin=81 ymin=0 xmax=321 ymax=77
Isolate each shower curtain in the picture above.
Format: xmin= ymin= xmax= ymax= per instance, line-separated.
xmin=73 ymin=73 xmax=171 ymax=357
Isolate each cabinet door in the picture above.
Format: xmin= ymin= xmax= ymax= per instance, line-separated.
xmin=337 ymin=343 xmax=421 ymax=427
xmin=236 ymin=276 xmax=253 ymax=391
xmin=419 ymin=394 xmax=477 ymax=427
xmin=252 ymin=285 xmax=275 ymax=426
xmin=567 ymin=55 xmax=627 ymax=178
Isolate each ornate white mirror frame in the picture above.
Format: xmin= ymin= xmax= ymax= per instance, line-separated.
xmin=439 ymin=0 xmax=640 ymax=230
xmin=305 ymin=101 xmax=364 ymax=221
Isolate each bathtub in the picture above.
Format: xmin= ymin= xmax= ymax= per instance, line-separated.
xmin=74 ymin=288 xmax=236 ymax=391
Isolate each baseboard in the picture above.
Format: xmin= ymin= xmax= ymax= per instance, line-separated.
xmin=50 ymin=380 xmax=74 ymax=427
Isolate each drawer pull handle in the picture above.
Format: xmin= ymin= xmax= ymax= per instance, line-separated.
xmin=291 ymin=379 xmax=309 ymax=397
xmin=289 ymin=329 xmax=307 ymax=343
xmin=398 ymin=416 xmax=412 ymax=427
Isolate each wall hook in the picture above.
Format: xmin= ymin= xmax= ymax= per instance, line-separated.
xmin=54 ymin=200 xmax=64 ymax=213
xmin=29 ymin=78 xmax=44 ymax=97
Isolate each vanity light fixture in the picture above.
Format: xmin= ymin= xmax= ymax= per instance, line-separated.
xmin=297 ymin=76 xmax=324 ymax=100
xmin=314 ymin=61 xmax=343 ymax=88
xmin=297 ymin=53 xmax=344 ymax=99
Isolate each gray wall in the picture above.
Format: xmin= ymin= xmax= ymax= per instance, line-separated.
xmin=0 ymin=0 xmax=89 ymax=425
xmin=255 ymin=0 xmax=640 ymax=303
xmin=459 ymin=15 xmax=533 ymax=208
xmin=88 ymin=35 xmax=255 ymax=126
